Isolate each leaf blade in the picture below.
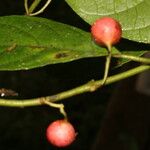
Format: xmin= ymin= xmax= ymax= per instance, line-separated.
xmin=0 ymin=15 xmax=110 ymax=70
xmin=0 ymin=15 xmax=148 ymax=71
xmin=65 ymin=0 xmax=150 ymax=43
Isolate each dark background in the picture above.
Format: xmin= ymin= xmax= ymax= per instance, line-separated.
xmin=0 ymin=0 xmax=150 ymax=150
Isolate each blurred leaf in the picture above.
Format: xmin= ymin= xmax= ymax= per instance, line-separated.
xmin=65 ymin=0 xmax=150 ymax=43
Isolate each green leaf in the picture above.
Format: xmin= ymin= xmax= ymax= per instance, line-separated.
xmin=0 ymin=15 xmax=118 ymax=70
xmin=65 ymin=0 xmax=150 ymax=43
xmin=0 ymin=16 xmax=148 ymax=71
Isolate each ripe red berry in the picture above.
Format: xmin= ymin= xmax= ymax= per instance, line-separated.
xmin=46 ymin=119 xmax=76 ymax=147
xmin=91 ymin=17 xmax=122 ymax=49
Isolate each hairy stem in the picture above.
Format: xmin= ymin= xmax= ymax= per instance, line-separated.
xmin=0 ymin=65 xmax=149 ymax=107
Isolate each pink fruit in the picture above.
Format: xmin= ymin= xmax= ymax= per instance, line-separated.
xmin=91 ymin=17 xmax=122 ymax=48
xmin=46 ymin=119 xmax=76 ymax=147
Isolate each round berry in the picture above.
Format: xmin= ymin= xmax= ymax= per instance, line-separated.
xmin=46 ymin=119 xmax=76 ymax=147
xmin=91 ymin=17 xmax=122 ymax=48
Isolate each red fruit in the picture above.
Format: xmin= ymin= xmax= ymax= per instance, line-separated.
xmin=91 ymin=17 xmax=122 ymax=48
xmin=46 ymin=119 xmax=76 ymax=147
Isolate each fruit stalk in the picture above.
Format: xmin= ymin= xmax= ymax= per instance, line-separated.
xmin=91 ymin=17 xmax=122 ymax=86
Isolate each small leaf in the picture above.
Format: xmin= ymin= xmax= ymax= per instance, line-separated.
xmin=65 ymin=0 xmax=150 ymax=43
